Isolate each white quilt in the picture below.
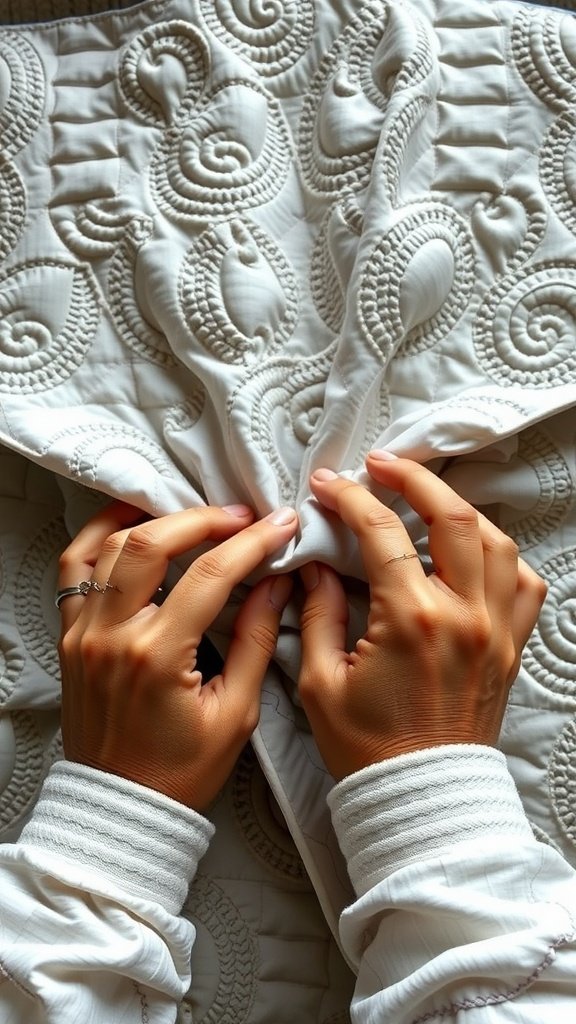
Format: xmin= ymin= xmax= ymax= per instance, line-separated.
xmin=0 ymin=0 xmax=575 ymax=1019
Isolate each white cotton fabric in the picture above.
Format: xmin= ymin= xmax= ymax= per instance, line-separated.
xmin=329 ymin=745 xmax=576 ymax=1022
xmin=327 ymin=745 xmax=536 ymax=895
xmin=18 ymin=759 xmax=214 ymax=912
xmin=1 ymin=746 xmax=576 ymax=1023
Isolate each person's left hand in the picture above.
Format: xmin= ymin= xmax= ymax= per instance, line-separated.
xmin=57 ymin=501 xmax=296 ymax=810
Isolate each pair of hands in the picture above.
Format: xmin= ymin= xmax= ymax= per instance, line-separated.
xmin=57 ymin=455 xmax=546 ymax=811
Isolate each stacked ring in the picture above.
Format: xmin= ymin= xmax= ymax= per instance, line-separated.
xmin=55 ymin=580 xmax=119 ymax=609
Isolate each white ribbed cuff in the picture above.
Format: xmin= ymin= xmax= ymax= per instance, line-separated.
xmin=19 ymin=761 xmax=214 ymax=915
xmin=328 ymin=745 xmax=534 ymax=897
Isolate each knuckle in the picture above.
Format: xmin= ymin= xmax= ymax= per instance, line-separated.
xmin=462 ymin=609 xmax=492 ymax=651
xmin=192 ymin=550 xmax=231 ymax=583
xmin=78 ymin=629 xmax=102 ymax=664
xmin=58 ymin=546 xmax=76 ymax=573
xmin=248 ymin=621 xmax=278 ymax=659
xmin=444 ymin=503 xmax=478 ymax=532
xmin=398 ymin=593 xmax=442 ymax=637
xmin=496 ymin=534 xmax=519 ymax=561
xmin=126 ymin=632 xmax=159 ymax=671
xmin=121 ymin=524 xmax=162 ymax=561
xmin=99 ymin=530 xmax=129 ymax=559
xmin=519 ymin=560 xmax=548 ymax=602
xmin=364 ymin=505 xmax=400 ymax=532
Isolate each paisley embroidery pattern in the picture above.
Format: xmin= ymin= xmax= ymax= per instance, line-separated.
xmin=298 ymin=0 xmax=431 ymax=195
xmin=42 ymin=422 xmax=186 ymax=489
xmin=298 ymin=1 xmax=389 ymax=195
xmin=178 ymin=218 xmax=299 ymax=363
xmin=108 ymin=216 xmax=178 ymax=367
xmin=358 ymin=202 xmax=475 ymax=362
xmin=502 ymin=429 xmax=574 ymax=550
xmin=227 ymin=344 xmax=335 ymax=503
xmin=119 ymin=20 xmax=210 ymax=126
xmin=310 ymin=195 xmax=363 ymax=333
xmin=0 ymin=31 xmax=45 ymax=155
xmin=0 ymin=260 xmax=100 ymax=394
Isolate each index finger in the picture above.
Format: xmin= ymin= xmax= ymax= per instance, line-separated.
xmin=309 ymin=468 xmax=424 ymax=592
xmin=365 ymin=453 xmax=485 ymax=598
xmin=159 ymin=508 xmax=298 ymax=641
xmin=57 ymin=501 xmax=147 ymax=633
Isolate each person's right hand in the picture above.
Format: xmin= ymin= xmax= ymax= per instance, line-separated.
xmin=298 ymin=454 xmax=547 ymax=781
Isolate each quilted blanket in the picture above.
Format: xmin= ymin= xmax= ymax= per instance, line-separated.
xmin=0 ymin=0 xmax=575 ymax=1018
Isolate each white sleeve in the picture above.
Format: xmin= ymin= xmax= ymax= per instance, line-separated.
xmin=328 ymin=745 xmax=576 ymax=1023
xmin=0 ymin=760 xmax=214 ymax=1024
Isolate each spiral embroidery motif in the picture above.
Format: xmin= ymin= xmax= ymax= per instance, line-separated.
xmin=151 ymin=81 xmax=292 ymax=222
xmin=0 ymin=260 xmax=100 ymax=394
xmin=474 ymin=263 xmax=576 ymax=387
xmin=199 ymin=0 xmax=315 ymax=79
xmin=522 ymin=548 xmax=576 ymax=699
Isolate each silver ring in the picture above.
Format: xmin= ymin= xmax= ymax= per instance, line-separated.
xmin=383 ymin=552 xmax=420 ymax=567
xmin=86 ymin=579 xmax=120 ymax=595
xmin=55 ymin=585 xmax=88 ymax=609
xmin=55 ymin=579 xmax=119 ymax=609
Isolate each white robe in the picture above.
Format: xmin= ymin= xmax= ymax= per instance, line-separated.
xmin=0 ymin=745 xmax=574 ymax=1023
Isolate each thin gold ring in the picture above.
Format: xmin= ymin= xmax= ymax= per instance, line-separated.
xmin=383 ymin=552 xmax=420 ymax=567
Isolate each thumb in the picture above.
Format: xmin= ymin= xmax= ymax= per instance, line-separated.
xmin=218 ymin=574 xmax=294 ymax=727
xmin=299 ymin=563 xmax=348 ymax=701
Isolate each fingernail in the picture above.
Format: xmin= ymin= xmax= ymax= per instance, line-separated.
xmin=311 ymin=468 xmax=338 ymax=482
xmin=300 ymin=562 xmax=320 ymax=591
xmin=222 ymin=504 xmax=252 ymax=517
xmin=368 ymin=449 xmax=399 ymax=461
xmin=265 ymin=506 xmax=297 ymax=526
xmin=268 ymin=575 xmax=293 ymax=612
